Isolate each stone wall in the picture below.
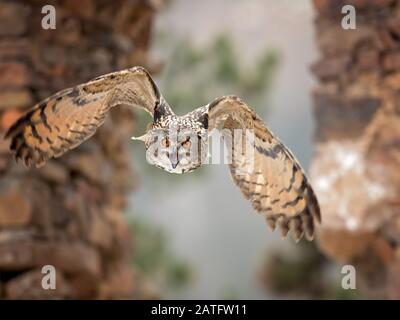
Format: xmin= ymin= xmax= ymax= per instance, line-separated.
xmin=311 ymin=0 xmax=400 ymax=298
xmin=0 ymin=0 xmax=160 ymax=299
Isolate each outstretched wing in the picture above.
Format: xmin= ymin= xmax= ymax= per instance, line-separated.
xmin=5 ymin=66 xmax=161 ymax=167
xmin=205 ymin=96 xmax=321 ymax=241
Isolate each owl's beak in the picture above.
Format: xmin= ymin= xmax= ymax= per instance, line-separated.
xmin=169 ymin=147 xmax=179 ymax=169
xmin=171 ymin=161 xmax=179 ymax=169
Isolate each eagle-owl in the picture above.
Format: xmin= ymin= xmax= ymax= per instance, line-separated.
xmin=5 ymin=66 xmax=321 ymax=242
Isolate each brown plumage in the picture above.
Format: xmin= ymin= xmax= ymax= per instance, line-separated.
xmin=4 ymin=66 xmax=321 ymax=242
xmin=4 ymin=67 xmax=159 ymax=167
xmin=207 ymin=96 xmax=321 ymax=241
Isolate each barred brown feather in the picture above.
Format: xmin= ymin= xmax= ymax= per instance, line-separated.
xmin=206 ymin=95 xmax=321 ymax=241
xmin=5 ymin=67 xmax=160 ymax=167
xmin=4 ymin=67 xmax=321 ymax=242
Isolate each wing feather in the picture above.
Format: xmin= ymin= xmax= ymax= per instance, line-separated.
xmin=5 ymin=66 xmax=160 ymax=167
xmin=206 ymin=95 xmax=321 ymax=241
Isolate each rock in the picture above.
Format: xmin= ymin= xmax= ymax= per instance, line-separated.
xmin=384 ymin=73 xmax=400 ymax=90
xmin=313 ymin=0 xmax=395 ymax=15
xmin=0 ymin=0 xmax=159 ymax=299
xmin=0 ymin=180 xmax=32 ymax=227
xmin=0 ymin=39 xmax=29 ymax=60
xmin=310 ymin=139 xmax=397 ymax=232
xmin=34 ymin=242 xmax=101 ymax=278
xmin=0 ymin=62 xmax=29 ymax=89
xmin=0 ymin=241 xmax=35 ymax=270
xmin=356 ymin=47 xmax=380 ymax=71
xmin=65 ymin=150 xmax=111 ymax=185
xmin=313 ymin=90 xmax=381 ymax=141
xmin=68 ymin=273 xmax=99 ymax=299
xmin=388 ymin=260 xmax=400 ymax=299
xmin=64 ymin=0 xmax=95 ymax=20
xmin=57 ymin=18 xmax=82 ymax=46
xmin=98 ymin=262 xmax=135 ymax=299
xmin=0 ymin=90 xmax=33 ymax=110
xmin=86 ymin=208 xmax=114 ymax=252
xmin=1 ymin=109 xmax=24 ymax=133
xmin=0 ymin=229 xmax=36 ymax=245
xmin=4 ymin=269 xmax=71 ymax=299
xmin=315 ymin=24 xmax=379 ymax=57
xmin=387 ymin=10 xmax=400 ymax=37
xmin=35 ymin=162 xmax=69 ymax=184
xmin=365 ymin=115 xmax=400 ymax=190
xmin=383 ymin=51 xmax=400 ymax=72
xmin=0 ymin=138 xmax=11 ymax=155
xmin=312 ymin=0 xmax=400 ymax=298
xmin=318 ymin=229 xmax=374 ymax=263
xmin=0 ymin=2 xmax=30 ymax=36
xmin=311 ymin=55 xmax=350 ymax=81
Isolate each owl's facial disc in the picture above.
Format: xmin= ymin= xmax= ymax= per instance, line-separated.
xmin=144 ymin=127 xmax=207 ymax=174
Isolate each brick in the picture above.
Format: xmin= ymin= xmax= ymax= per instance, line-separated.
xmin=0 ymin=180 xmax=32 ymax=227
xmin=1 ymin=109 xmax=24 ymax=133
xmin=33 ymin=242 xmax=101 ymax=278
xmin=0 ymin=90 xmax=33 ymax=109
xmin=0 ymin=63 xmax=29 ymax=89
xmin=0 ymin=39 xmax=29 ymax=60
xmin=311 ymin=56 xmax=350 ymax=81
xmin=0 ymin=2 xmax=30 ymax=36
xmin=313 ymin=91 xmax=381 ymax=141
xmin=5 ymin=269 xmax=71 ymax=299
xmin=383 ymin=51 xmax=400 ymax=72
xmin=0 ymin=241 xmax=35 ymax=270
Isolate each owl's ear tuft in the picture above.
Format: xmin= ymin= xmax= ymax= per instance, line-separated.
xmin=154 ymin=100 xmax=173 ymax=123
xmin=197 ymin=112 xmax=208 ymax=129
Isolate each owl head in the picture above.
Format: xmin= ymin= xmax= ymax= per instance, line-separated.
xmin=133 ymin=117 xmax=208 ymax=174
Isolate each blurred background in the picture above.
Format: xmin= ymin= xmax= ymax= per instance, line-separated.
xmin=0 ymin=0 xmax=399 ymax=299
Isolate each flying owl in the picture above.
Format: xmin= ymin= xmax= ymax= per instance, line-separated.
xmin=4 ymin=66 xmax=321 ymax=242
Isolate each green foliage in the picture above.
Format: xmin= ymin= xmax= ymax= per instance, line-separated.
xmin=265 ymin=242 xmax=325 ymax=294
xmin=213 ymin=36 xmax=240 ymax=84
xmin=219 ymin=285 xmax=240 ymax=300
xmin=156 ymin=33 xmax=280 ymax=116
xmin=261 ymin=241 xmax=364 ymax=299
xmin=333 ymin=284 xmax=363 ymax=300
xmin=129 ymin=216 xmax=192 ymax=292
xmin=243 ymin=51 xmax=279 ymax=94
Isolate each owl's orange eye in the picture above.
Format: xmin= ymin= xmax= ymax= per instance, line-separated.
xmin=161 ymin=138 xmax=170 ymax=148
xmin=181 ymin=139 xmax=191 ymax=149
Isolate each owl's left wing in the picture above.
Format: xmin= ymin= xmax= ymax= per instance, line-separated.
xmin=205 ymin=96 xmax=321 ymax=241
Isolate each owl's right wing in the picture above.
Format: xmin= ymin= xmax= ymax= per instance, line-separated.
xmin=5 ymin=66 xmax=161 ymax=167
